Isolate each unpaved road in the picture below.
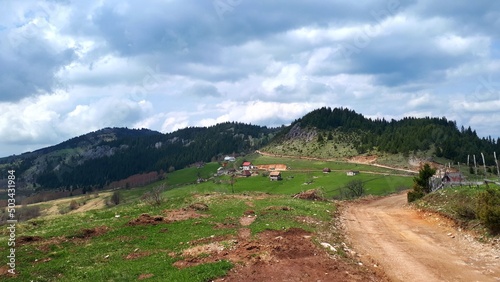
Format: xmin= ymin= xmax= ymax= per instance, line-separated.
xmin=343 ymin=193 xmax=500 ymax=282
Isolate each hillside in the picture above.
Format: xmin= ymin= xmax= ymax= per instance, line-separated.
xmin=0 ymin=123 xmax=278 ymax=192
xmin=264 ymin=107 xmax=500 ymax=169
xmin=2 ymin=107 xmax=499 ymax=194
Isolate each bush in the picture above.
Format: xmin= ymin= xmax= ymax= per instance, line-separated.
xmin=476 ymin=188 xmax=500 ymax=234
xmin=407 ymin=190 xmax=424 ymax=202
xmin=16 ymin=205 xmax=41 ymax=222
xmin=69 ymin=200 xmax=79 ymax=210
xmin=340 ymin=180 xmax=365 ymax=199
xmin=110 ymin=191 xmax=121 ymax=205
xmin=141 ymin=185 xmax=165 ymax=206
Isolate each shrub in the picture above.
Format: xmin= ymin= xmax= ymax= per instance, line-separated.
xmin=15 ymin=205 xmax=41 ymax=222
xmin=476 ymin=188 xmax=500 ymax=234
xmin=141 ymin=185 xmax=165 ymax=206
xmin=340 ymin=180 xmax=365 ymax=199
xmin=69 ymin=200 xmax=79 ymax=210
xmin=407 ymin=190 xmax=424 ymax=202
xmin=110 ymin=191 xmax=121 ymax=205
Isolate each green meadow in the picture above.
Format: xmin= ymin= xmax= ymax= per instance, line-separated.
xmin=0 ymin=155 xmax=414 ymax=281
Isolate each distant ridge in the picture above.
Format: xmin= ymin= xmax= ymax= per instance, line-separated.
xmin=1 ymin=107 xmax=498 ymax=191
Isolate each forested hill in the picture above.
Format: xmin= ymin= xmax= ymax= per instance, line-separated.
xmin=273 ymin=107 xmax=500 ymax=165
xmin=0 ymin=123 xmax=278 ymax=190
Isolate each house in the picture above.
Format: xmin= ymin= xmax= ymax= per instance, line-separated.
xmin=346 ymin=170 xmax=359 ymax=176
xmin=242 ymin=161 xmax=252 ymax=170
xmin=242 ymin=170 xmax=251 ymax=177
xmin=224 ymin=156 xmax=236 ymax=162
xmin=269 ymin=171 xmax=282 ymax=181
xmin=323 ymin=168 xmax=331 ymax=173
xmin=442 ymin=172 xmax=463 ymax=184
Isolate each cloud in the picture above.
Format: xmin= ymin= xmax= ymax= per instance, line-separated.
xmin=1 ymin=0 xmax=500 ymax=156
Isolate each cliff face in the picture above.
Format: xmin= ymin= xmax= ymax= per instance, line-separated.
xmin=285 ymin=123 xmax=317 ymax=142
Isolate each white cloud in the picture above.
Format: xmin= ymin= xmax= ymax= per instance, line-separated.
xmin=1 ymin=0 xmax=500 ymax=156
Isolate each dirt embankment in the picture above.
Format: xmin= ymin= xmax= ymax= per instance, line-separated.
xmin=342 ymin=193 xmax=500 ymax=282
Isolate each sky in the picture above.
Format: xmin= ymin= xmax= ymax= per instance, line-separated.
xmin=1 ymin=0 xmax=500 ymax=157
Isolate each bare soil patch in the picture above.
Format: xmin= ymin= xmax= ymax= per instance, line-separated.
xmin=17 ymin=235 xmax=43 ymax=245
xmin=128 ymin=209 xmax=209 ymax=226
xmin=264 ymin=206 xmax=294 ymax=211
xmin=239 ymin=215 xmax=256 ymax=226
xmin=173 ymin=226 xmax=379 ymax=281
xmin=349 ymin=155 xmax=378 ymax=164
xmin=293 ymin=189 xmax=325 ymax=201
xmin=127 ymin=214 xmax=166 ymax=226
xmin=163 ymin=208 xmax=210 ymax=222
xmin=138 ymin=273 xmax=154 ymax=280
xmin=124 ymin=251 xmax=151 ymax=260
xmin=71 ymin=225 xmax=109 ymax=239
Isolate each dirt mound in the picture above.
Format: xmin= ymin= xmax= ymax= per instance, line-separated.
xmin=293 ymin=189 xmax=325 ymax=201
xmin=264 ymin=206 xmax=294 ymax=211
xmin=188 ymin=202 xmax=209 ymax=211
xmin=163 ymin=208 xmax=210 ymax=222
xmin=17 ymin=235 xmax=43 ymax=245
xmin=71 ymin=226 xmax=109 ymax=238
xmin=128 ymin=214 xmax=166 ymax=226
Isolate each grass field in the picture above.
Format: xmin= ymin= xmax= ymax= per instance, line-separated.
xmin=0 ymin=192 xmax=336 ymax=281
xmin=0 ymin=155 xmax=416 ymax=281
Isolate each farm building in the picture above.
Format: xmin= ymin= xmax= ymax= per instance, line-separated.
xmin=442 ymin=172 xmax=463 ymax=184
xmin=242 ymin=170 xmax=251 ymax=177
xmin=224 ymin=156 xmax=236 ymax=162
xmin=269 ymin=171 xmax=282 ymax=181
xmin=347 ymin=170 xmax=359 ymax=176
xmin=242 ymin=161 xmax=253 ymax=170
xmin=323 ymin=168 xmax=331 ymax=173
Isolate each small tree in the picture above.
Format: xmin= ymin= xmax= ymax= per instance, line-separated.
xmin=476 ymin=188 xmax=500 ymax=234
xmin=141 ymin=184 xmax=165 ymax=206
xmin=341 ymin=180 xmax=365 ymax=199
xmin=408 ymin=163 xmax=436 ymax=202
xmin=110 ymin=191 xmax=121 ymax=205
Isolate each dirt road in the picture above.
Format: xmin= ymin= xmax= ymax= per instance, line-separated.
xmin=343 ymin=193 xmax=500 ymax=282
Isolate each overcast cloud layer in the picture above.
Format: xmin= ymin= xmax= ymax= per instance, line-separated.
xmin=1 ymin=0 xmax=500 ymax=157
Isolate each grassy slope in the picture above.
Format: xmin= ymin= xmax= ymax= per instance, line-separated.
xmin=0 ymin=155 xmax=415 ymax=281
xmin=414 ymin=184 xmax=500 ymax=234
xmin=1 ymin=192 xmax=335 ymax=281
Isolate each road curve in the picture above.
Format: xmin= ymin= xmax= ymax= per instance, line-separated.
xmin=343 ymin=193 xmax=500 ymax=282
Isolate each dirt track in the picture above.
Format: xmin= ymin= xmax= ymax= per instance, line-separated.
xmin=343 ymin=193 xmax=500 ymax=282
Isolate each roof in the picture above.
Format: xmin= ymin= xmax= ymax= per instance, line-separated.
xmin=242 ymin=161 xmax=252 ymax=166
xmin=269 ymin=171 xmax=281 ymax=176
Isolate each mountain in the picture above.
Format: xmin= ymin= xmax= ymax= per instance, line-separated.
xmin=264 ymin=107 xmax=500 ymax=166
xmin=0 ymin=123 xmax=278 ymax=191
xmin=2 ymin=107 xmax=499 ymax=193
